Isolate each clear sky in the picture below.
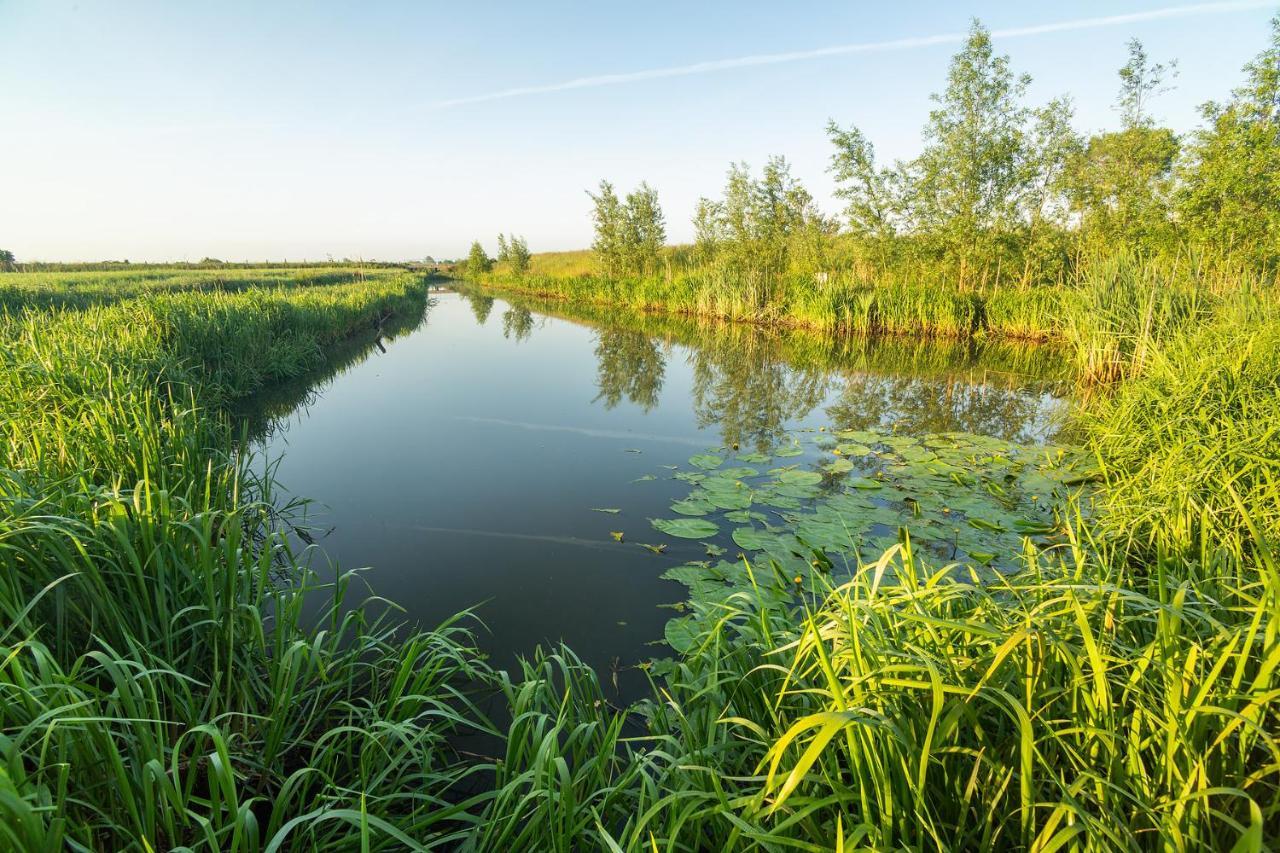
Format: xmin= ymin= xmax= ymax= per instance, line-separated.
xmin=1 ymin=1 xmax=1276 ymax=262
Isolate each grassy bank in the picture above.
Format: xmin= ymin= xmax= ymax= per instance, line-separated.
xmin=466 ymin=251 xmax=1275 ymax=384
xmin=2 ymin=267 xmax=1277 ymax=849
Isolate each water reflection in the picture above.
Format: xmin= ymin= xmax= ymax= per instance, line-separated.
xmin=501 ymin=306 xmax=535 ymax=341
xmin=250 ymin=288 xmax=1072 ymax=693
xmin=593 ymin=330 xmax=666 ymax=411
xmin=486 ymin=290 xmax=1071 ymax=448
xmin=464 ymin=292 xmax=496 ymax=326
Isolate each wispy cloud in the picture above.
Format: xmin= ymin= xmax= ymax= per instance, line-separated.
xmin=432 ymin=1 xmax=1271 ymax=109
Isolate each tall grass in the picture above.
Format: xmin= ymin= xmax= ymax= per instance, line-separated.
xmin=2 ymin=265 xmax=1277 ymax=849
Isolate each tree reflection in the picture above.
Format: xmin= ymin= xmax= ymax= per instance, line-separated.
xmin=689 ymin=331 xmax=829 ymax=453
xmin=593 ymin=329 xmax=666 ymax=411
xmin=501 ymin=306 xmax=535 ymax=341
xmin=824 ymin=370 xmax=1053 ymax=442
xmin=463 ymin=292 xmax=495 ymax=325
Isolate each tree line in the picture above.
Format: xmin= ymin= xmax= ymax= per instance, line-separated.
xmin=464 ymin=16 xmax=1278 ymax=288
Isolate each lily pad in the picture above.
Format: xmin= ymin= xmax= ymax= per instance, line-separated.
xmin=777 ymin=469 xmax=823 ymax=487
xmin=690 ymin=454 xmax=724 ymax=470
xmin=652 ymin=517 xmax=721 ymax=539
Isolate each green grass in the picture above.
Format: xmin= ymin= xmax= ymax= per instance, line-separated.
xmin=2 ymin=265 xmax=1278 ymax=849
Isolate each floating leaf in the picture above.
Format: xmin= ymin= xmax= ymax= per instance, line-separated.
xmin=690 ymin=454 xmax=724 ymax=470
xmin=652 ymin=518 xmax=721 ymax=539
xmin=836 ymin=443 xmax=873 ymax=457
xmin=671 ymin=497 xmax=715 ymax=516
xmin=777 ymin=469 xmax=823 ymax=487
xmin=631 ymin=474 xmax=657 ymax=483
xmin=610 ymin=531 xmax=625 ymax=542
xmin=665 ymin=617 xmax=699 ymax=652
xmin=704 ymin=542 xmax=726 ymax=557
xmin=824 ymin=458 xmax=855 ymax=474
xmin=638 ymin=542 xmax=667 ymax=554
xmin=591 ymin=507 xmax=621 ymax=514
xmin=732 ymin=527 xmax=775 ymax=551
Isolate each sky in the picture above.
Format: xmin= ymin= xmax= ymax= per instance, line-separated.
xmin=1 ymin=1 xmax=1277 ymax=262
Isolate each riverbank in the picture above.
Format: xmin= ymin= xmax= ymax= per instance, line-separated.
xmin=464 ymin=253 xmax=1274 ymax=384
xmin=2 ymin=266 xmax=1277 ymax=848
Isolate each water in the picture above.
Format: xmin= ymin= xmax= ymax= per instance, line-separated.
xmin=250 ymin=288 xmax=1068 ymax=695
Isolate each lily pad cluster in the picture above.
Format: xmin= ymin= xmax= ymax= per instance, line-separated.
xmin=644 ymin=428 xmax=1091 ymax=652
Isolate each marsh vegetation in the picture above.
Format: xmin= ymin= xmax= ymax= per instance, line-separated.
xmin=2 ymin=15 xmax=1279 ymax=853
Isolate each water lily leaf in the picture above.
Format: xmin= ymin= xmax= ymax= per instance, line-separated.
xmin=704 ymin=542 xmax=726 ymax=557
xmin=774 ymin=443 xmax=804 ymax=458
xmin=665 ymin=617 xmax=698 ymax=653
xmin=671 ymin=497 xmax=715 ymax=516
xmin=737 ymin=452 xmax=771 ymax=463
xmin=836 ymin=443 xmax=873 ymax=457
xmin=652 ymin=518 xmax=721 ymax=539
xmin=732 ymin=527 xmax=775 ymax=551
xmin=638 ymin=542 xmax=667 ymax=554
xmin=591 ymin=507 xmax=621 ymax=514
xmin=631 ymin=474 xmax=657 ymax=483
xmin=718 ymin=466 xmax=760 ymax=480
xmin=824 ymin=458 xmax=855 ymax=474
xmin=777 ymin=470 xmax=823 ymax=487
xmin=610 ymin=531 xmax=625 ymax=542
xmin=690 ymin=454 xmax=724 ymax=470
xmin=725 ymin=509 xmax=768 ymax=523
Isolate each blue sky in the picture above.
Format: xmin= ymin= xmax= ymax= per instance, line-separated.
xmin=1 ymin=1 xmax=1276 ymax=262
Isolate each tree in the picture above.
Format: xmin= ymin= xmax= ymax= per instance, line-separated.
xmin=692 ymin=197 xmax=723 ymax=263
xmin=0 ymin=249 xmax=15 ymax=271
xmin=495 ymin=234 xmax=510 ymax=264
xmin=589 ymin=180 xmax=665 ymax=277
xmin=696 ymin=157 xmax=830 ymax=282
xmin=1179 ymin=16 xmax=1280 ymax=266
xmin=466 ymin=240 xmax=492 ymax=275
xmin=508 ymin=234 xmax=531 ymax=273
xmin=1117 ymin=38 xmax=1177 ymax=129
xmin=1066 ymin=39 xmax=1179 ymax=251
xmin=909 ymin=20 xmax=1033 ymax=275
xmin=826 ymin=122 xmax=899 ymax=242
xmin=588 ymin=180 xmax=626 ymax=276
xmin=623 ymin=182 xmax=666 ymax=276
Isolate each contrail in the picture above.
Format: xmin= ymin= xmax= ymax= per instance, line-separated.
xmin=432 ymin=1 xmax=1271 ymax=109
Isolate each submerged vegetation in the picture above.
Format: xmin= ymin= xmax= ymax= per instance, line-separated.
xmin=3 ymin=12 xmax=1280 ymax=853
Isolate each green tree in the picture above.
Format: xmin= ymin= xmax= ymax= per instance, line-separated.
xmin=692 ymin=197 xmax=723 ymax=263
xmin=698 ymin=157 xmax=830 ymax=282
xmin=508 ymin=234 xmax=531 ymax=273
xmin=1117 ymin=38 xmax=1177 ymax=129
xmin=1179 ymin=16 xmax=1280 ymax=266
xmin=0 ymin=249 xmax=15 ymax=271
xmin=623 ymin=182 xmax=666 ymax=276
xmin=909 ymin=20 xmax=1032 ymax=280
xmin=1066 ymin=39 xmax=1180 ymax=251
xmin=826 ymin=122 xmax=899 ymax=242
xmin=466 ymin=240 xmax=492 ymax=275
xmin=495 ymin=234 xmax=510 ymax=264
xmin=588 ymin=180 xmax=626 ymax=277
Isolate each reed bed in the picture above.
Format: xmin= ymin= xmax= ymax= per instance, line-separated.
xmin=2 ymin=265 xmax=1277 ymax=849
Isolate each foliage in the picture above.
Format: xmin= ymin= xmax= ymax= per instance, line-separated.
xmin=1179 ymin=15 xmax=1280 ymax=267
xmin=467 ymin=239 xmax=493 ymax=275
xmin=588 ymin=180 xmax=667 ymax=277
